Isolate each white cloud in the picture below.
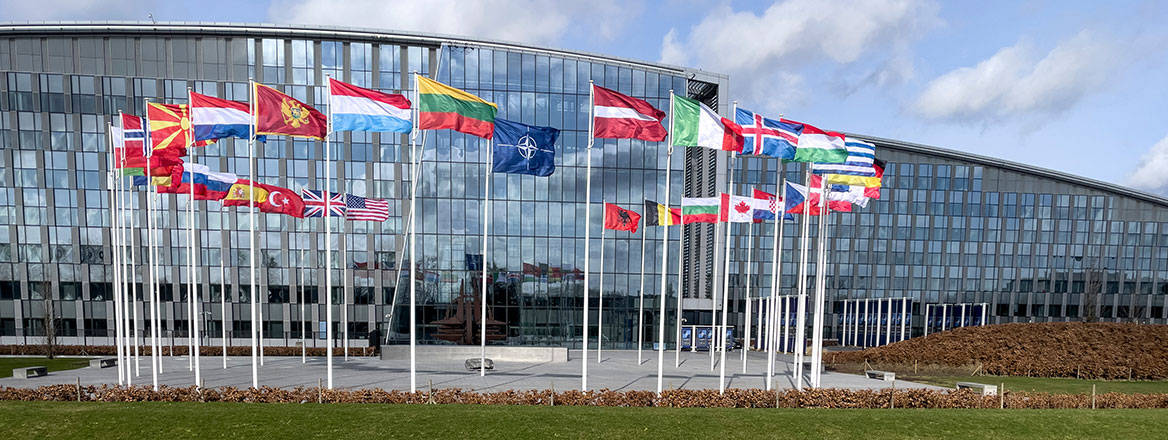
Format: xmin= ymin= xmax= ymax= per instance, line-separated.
xmin=660 ymin=0 xmax=939 ymax=110
xmin=268 ymin=0 xmax=635 ymax=47
xmin=913 ymin=31 xmax=1121 ymax=122
xmin=1127 ymin=134 xmax=1168 ymax=192
xmin=0 ymin=0 xmax=147 ymax=21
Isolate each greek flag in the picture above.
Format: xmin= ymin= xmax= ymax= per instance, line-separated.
xmin=811 ymin=139 xmax=877 ymax=176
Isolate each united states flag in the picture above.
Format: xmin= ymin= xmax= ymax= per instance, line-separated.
xmin=345 ymin=194 xmax=390 ymax=222
xmin=301 ymin=189 xmax=347 ymax=218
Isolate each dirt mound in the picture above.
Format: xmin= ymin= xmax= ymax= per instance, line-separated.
xmin=825 ymin=322 xmax=1168 ymax=380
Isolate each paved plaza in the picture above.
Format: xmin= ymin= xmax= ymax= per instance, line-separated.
xmin=1 ymin=350 xmax=940 ymax=392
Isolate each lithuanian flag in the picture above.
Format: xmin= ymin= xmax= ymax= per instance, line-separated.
xmin=417 ymin=75 xmax=497 ymax=139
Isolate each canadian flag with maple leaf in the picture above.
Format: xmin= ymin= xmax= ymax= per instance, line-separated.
xmin=719 ymin=193 xmax=755 ymax=223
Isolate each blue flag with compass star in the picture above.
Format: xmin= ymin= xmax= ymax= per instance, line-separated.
xmin=492 ymin=118 xmax=558 ymax=177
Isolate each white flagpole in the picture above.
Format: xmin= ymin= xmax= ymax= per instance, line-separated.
xmin=810 ymin=175 xmax=828 ymax=388
xmin=140 ymin=109 xmax=159 ymax=389
xmin=300 ymin=249 xmax=306 ymax=364
xmin=793 ymin=165 xmax=812 ymax=390
xmin=657 ymin=91 xmax=674 ymax=395
xmin=408 ymin=73 xmax=420 ymax=393
xmin=673 ymin=218 xmax=684 ymax=369
xmin=187 ymin=88 xmax=202 ymax=387
xmin=742 ymin=221 xmax=752 ymax=373
xmin=117 ymin=144 xmax=132 ymax=386
xmin=718 ymin=154 xmax=735 ymax=394
xmin=581 ymin=81 xmax=595 ymax=391
xmin=636 ymin=214 xmax=647 ymax=366
xmin=247 ymin=79 xmax=259 ymax=389
xmin=129 ymin=176 xmax=140 ymax=378
xmin=146 ymin=100 xmax=163 ymax=377
xmin=597 ymin=210 xmax=605 ymax=363
xmin=324 ymin=75 xmax=335 ymax=389
xmin=107 ymin=123 xmax=125 ymax=387
xmin=343 ymin=233 xmax=349 ymax=362
xmin=480 ymin=137 xmax=492 ymax=377
xmin=767 ymin=171 xmax=785 ymax=389
xmin=221 ymin=260 xmax=227 ymax=369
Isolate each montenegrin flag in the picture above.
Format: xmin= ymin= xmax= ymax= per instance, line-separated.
xmin=329 ymin=78 xmax=412 ymax=133
xmin=417 ymin=75 xmax=497 ymax=139
xmin=592 ymin=85 xmax=667 ymax=142
xmin=672 ymin=94 xmax=744 ymax=152
xmin=254 ymin=82 xmax=328 ymax=140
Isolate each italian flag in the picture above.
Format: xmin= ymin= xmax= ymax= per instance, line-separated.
xmin=681 ymin=197 xmax=721 ymax=224
xmin=417 ymin=75 xmax=498 ymax=139
xmin=671 ymin=94 xmax=744 ymax=152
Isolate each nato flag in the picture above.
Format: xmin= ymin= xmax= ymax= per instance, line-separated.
xmin=492 ymin=118 xmax=558 ymax=176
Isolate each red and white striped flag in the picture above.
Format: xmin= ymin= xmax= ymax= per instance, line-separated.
xmin=592 ymin=85 xmax=667 ymax=142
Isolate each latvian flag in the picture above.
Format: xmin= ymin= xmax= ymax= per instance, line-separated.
xmin=329 ymin=78 xmax=412 ymax=134
xmin=592 ymin=85 xmax=667 ymax=142
xmin=190 ymin=92 xmax=264 ymax=142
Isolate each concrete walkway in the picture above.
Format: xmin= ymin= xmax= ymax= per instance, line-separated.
xmin=0 ymin=350 xmax=941 ymax=392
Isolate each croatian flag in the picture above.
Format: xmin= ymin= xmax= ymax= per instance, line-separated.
xmin=329 ymin=78 xmax=412 ymax=133
xmin=190 ymin=92 xmax=264 ymax=142
xmin=751 ymin=188 xmax=794 ymax=222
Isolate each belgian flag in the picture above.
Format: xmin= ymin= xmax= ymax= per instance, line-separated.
xmin=643 ymin=200 xmax=681 ymax=226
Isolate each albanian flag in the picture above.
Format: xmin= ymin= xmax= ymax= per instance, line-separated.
xmin=254 ymin=83 xmax=328 ymax=140
xmin=603 ymin=203 xmax=641 ymax=233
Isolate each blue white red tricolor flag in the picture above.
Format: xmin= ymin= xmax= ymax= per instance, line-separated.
xmin=329 ymin=78 xmax=412 ymax=133
xmin=734 ymin=108 xmax=798 ymax=159
xmin=170 ymin=163 xmax=239 ymax=200
xmin=301 ymin=189 xmax=348 ymax=218
xmin=344 ymin=193 xmax=391 ymax=222
xmin=189 ymin=92 xmax=264 ymax=142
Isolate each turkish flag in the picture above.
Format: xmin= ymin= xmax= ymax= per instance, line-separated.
xmin=603 ymin=203 xmax=641 ymax=233
xmin=254 ymin=83 xmax=328 ymax=140
xmin=222 ymin=179 xmax=306 ymax=218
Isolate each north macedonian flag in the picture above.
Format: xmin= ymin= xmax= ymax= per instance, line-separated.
xmin=148 ymin=102 xmax=211 ymax=158
xmin=253 ymin=82 xmax=328 ymax=140
xmin=417 ymin=75 xmax=497 ymax=139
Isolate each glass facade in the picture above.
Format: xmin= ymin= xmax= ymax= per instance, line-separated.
xmin=0 ymin=24 xmax=709 ymax=348
xmin=0 ymin=23 xmax=1165 ymax=350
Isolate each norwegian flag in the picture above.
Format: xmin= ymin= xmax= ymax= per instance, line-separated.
xmin=301 ymin=189 xmax=347 ymax=218
xmin=345 ymin=194 xmax=391 ymax=222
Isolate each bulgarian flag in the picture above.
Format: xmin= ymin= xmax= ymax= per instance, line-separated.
xmin=681 ymin=197 xmax=721 ymax=224
xmin=671 ymin=94 xmax=744 ymax=152
xmin=417 ymin=75 xmax=497 ymax=139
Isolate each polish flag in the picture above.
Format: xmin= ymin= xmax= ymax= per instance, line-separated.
xmin=592 ymin=85 xmax=667 ymax=142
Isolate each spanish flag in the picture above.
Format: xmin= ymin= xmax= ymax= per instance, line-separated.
xmin=254 ymin=83 xmax=328 ymax=140
xmin=417 ymin=75 xmax=497 ymax=139
xmin=643 ymin=200 xmax=681 ymax=226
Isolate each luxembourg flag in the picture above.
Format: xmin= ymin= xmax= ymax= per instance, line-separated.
xmin=190 ymin=92 xmax=264 ymax=142
xmin=329 ymin=78 xmax=412 ymax=133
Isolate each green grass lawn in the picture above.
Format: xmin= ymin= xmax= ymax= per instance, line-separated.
xmin=2 ymin=401 xmax=1167 ymax=439
xmin=0 ymin=357 xmax=91 ymax=378
xmin=900 ymin=374 xmax=1168 ymax=394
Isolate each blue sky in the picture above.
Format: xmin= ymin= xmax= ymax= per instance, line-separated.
xmin=4 ymin=0 xmax=1168 ymax=193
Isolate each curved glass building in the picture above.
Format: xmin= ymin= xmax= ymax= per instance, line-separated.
xmin=0 ymin=22 xmax=1163 ymax=350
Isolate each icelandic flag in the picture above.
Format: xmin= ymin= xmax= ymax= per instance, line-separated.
xmin=173 ymin=163 xmax=239 ymax=200
xmin=190 ymin=92 xmax=265 ymax=142
xmin=492 ymin=118 xmax=559 ymax=176
xmin=734 ymin=107 xmax=798 ymax=159
xmin=811 ymin=139 xmax=877 ymax=177
xmin=329 ymin=78 xmax=412 ymax=133
xmin=751 ymin=188 xmax=794 ymax=222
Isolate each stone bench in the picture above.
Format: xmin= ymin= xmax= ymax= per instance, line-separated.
xmin=89 ymin=357 xmax=117 ymax=368
xmin=13 ymin=366 xmax=47 ymax=379
xmin=465 ymin=358 xmax=494 ymax=371
xmin=865 ymin=370 xmax=896 ymax=381
xmin=956 ymin=382 xmax=998 ymax=396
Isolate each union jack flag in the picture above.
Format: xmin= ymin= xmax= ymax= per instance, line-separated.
xmin=301 ymin=189 xmax=347 ymax=218
xmin=345 ymin=194 xmax=391 ymax=222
